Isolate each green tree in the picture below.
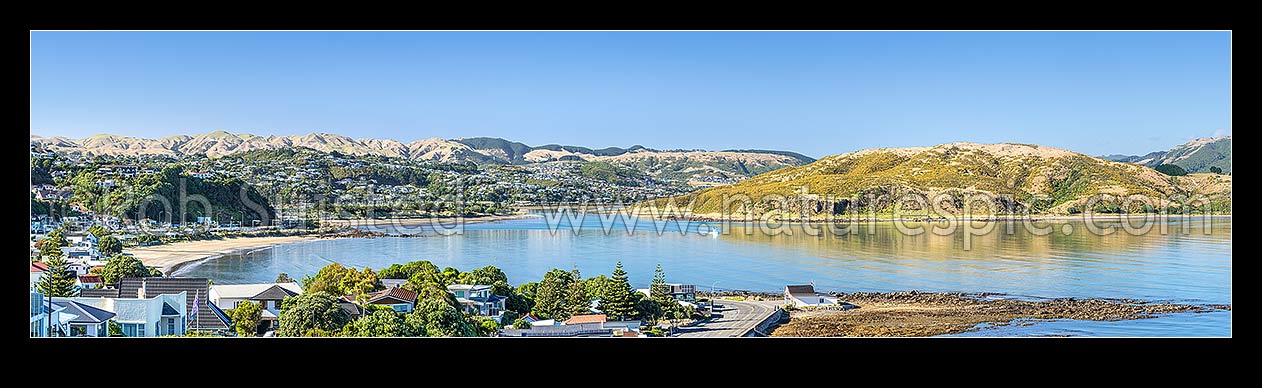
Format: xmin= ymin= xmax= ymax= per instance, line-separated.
xmin=97 ymin=236 xmax=122 ymax=256
xmin=301 ymin=263 xmax=383 ymax=297
xmin=1154 ymin=164 xmax=1188 ymax=176
xmin=584 ymin=275 xmax=612 ymax=301
xmin=408 ymin=298 xmax=480 ymax=337
xmin=37 ymin=234 xmax=68 ymax=259
xmin=277 ymin=291 xmax=351 ymax=337
xmin=636 ymin=298 xmax=664 ymax=324
xmin=530 ymin=269 xmax=576 ymax=320
xmin=1210 ymin=166 xmax=1224 ymax=174
xmin=87 ymin=225 xmax=110 ymax=239
xmin=275 ymin=272 xmax=294 ymax=283
xmin=650 ymin=264 xmax=678 ymax=316
xmin=379 ymin=260 xmax=440 ymax=280
xmin=598 ymin=262 xmax=636 ymax=320
xmin=567 ymin=279 xmax=591 ymax=317
xmin=341 ymin=310 xmax=420 ymax=337
xmin=511 ymin=318 xmax=532 ymax=329
xmin=100 ymin=255 xmax=159 ymax=285
xmin=108 ymin=321 xmax=124 ymax=336
xmin=36 ymin=256 xmax=77 ymax=297
xmin=228 ymin=300 xmax=263 ymax=337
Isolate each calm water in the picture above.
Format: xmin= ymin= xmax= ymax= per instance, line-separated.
xmin=180 ymin=213 xmax=1232 ymax=336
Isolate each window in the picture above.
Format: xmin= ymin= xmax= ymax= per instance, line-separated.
xmin=122 ymin=323 xmax=139 ymax=337
xmin=455 ymin=291 xmax=465 ymax=298
xmin=167 ymin=319 xmax=175 ymax=335
xmin=391 ymin=304 xmax=409 ymax=312
xmin=138 ymin=324 xmax=145 ymax=337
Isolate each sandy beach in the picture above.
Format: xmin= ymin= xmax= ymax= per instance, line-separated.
xmin=129 ymin=235 xmax=325 ymax=275
xmin=129 ymin=213 xmax=540 ymax=275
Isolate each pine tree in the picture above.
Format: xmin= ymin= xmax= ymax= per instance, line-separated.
xmin=565 ymin=265 xmax=589 ymax=317
xmin=650 ymin=263 xmax=676 ymax=318
xmin=598 ymin=261 xmax=636 ymax=320
xmin=37 ymin=256 xmax=77 ymax=297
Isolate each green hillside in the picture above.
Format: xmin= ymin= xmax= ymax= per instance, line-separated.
xmin=647 ymin=143 xmax=1231 ymax=217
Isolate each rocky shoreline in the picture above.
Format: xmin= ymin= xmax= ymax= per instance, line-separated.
xmin=764 ymin=291 xmax=1230 ymax=337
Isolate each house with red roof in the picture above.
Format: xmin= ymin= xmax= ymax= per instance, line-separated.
xmin=343 ymin=286 xmax=418 ymax=313
xmin=31 ymin=261 xmax=50 ymax=289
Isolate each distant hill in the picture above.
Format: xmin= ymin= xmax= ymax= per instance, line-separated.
xmin=1103 ymin=136 xmax=1231 ymax=174
xmin=30 ymin=131 xmax=813 ymax=183
xmin=650 ymin=142 xmax=1231 ymax=216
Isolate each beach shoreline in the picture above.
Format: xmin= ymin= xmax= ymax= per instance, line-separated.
xmin=132 ymin=213 xmax=540 ymax=276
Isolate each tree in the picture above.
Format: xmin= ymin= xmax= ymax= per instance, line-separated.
xmin=584 ymin=275 xmax=612 ymax=301
xmin=1210 ymin=166 xmax=1224 ymax=174
xmin=531 ymin=269 xmax=576 ymax=320
xmin=36 ymin=256 xmax=77 ymax=297
xmin=650 ymin=264 xmax=678 ymax=317
xmin=636 ymin=299 xmax=664 ymax=324
xmin=408 ymin=298 xmax=480 ymax=337
xmin=1154 ymin=164 xmax=1188 ymax=176
xmin=97 ymin=236 xmax=122 ymax=256
xmin=511 ymin=318 xmax=532 ymax=329
xmin=36 ymin=234 xmax=67 ymax=259
xmin=87 ymin=225 xmax=110 ymax=239
xmin=275 ymin=272 xmax=294 ymax=283
xmin=598 ymin=262 xmax=637 ymax=320
xmin=228 ymin=300 xmax=262 ymax=337
xmin=301 ymin=263 xmax=382 ymax=297
xmin=277 ymin=291 xmax=351 ymax=337
xmin=100 ymin=255 xmax=159 ymax=285
xmin=379 ymin=260 xmax=440 ymax=280
xmin=567 ymin=279 xmax=591 ymax=317
xmin=108 ymin=321 xmax=124 ymax=336
xmin=341 ymin=310 xmax=420 ymax=337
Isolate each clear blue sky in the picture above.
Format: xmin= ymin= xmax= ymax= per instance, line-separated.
xmin=30 ymin=31 xmax=1231 ymax=158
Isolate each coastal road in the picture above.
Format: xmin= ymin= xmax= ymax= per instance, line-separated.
xmin=675 ymin=299 xmax=781 ymax=337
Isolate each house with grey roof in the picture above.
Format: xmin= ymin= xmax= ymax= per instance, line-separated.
xmin=210 ymin=282 xmax=302 ymax=335
xmin=81 ymin=277 xmax=231 ymax=334
xmin=65 ymin=291 xmax=187 ymax=337
xmin=448 ymin=284 xmax=506 ymax=320
xmin=784 ymin=284 xmax=838 ymax=307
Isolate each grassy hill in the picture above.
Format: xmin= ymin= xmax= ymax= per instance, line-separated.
xmin=646 ymin=142 xmax=1231 ymax=217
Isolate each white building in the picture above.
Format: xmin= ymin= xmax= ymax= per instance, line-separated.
xmin=71 ymin=291 xmax=188 ymax=337
xmin=784 ymin=284 xmax=838 ymax=307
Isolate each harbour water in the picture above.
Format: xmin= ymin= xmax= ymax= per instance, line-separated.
xmin=179 ymin=213 xmax=1232 ymax=336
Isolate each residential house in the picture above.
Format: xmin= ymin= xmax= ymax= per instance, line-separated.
xmin=343 ymin=287 xmax=418 ymax=313
xmin=48 ymin=299 xmax=116 ymax=337
xmin=784 ymin=284 xmax=838 ymax=307
xmin=209 ymin=282 xmax=302 ymax=334
xmin=30 ymin=291 xmax=69 ymax=337
xmin=31 ymin=261 xmax=49 ymax=289
xmin=447 ymin=284 xmax=506 ymax=319
xmin=77 ymin=274 xmax=104 ymax=290
xmin=71 ymin=291 xmax=189 ymax=337
xmin=563 ymin=314 xmax=608 ymax=325
xmin=501 ymin=314 xmax=643 ymax=337
xmin=82 ymin=277 xmax=231 ymax=333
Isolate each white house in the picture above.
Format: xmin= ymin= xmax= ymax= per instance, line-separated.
xmin=784 ymin=285 xmax=838 ymax=307
xmin=48 ymin=299 xmax=117 ymax=337
xmin=71 ymin=291 xmax=188 ymax=337
xmin=210 ymin=282 xmax=302 ymax=335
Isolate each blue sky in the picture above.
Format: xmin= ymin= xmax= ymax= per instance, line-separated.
xmin=30 ymin=31 xmax=1230 ymax=158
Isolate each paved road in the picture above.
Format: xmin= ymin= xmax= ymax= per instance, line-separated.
xmin=674 ymin=299 xmax=781 ymax=337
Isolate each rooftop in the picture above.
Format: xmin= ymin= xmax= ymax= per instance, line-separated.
xmin=563 ymin=314 xmax=608 ymax=325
